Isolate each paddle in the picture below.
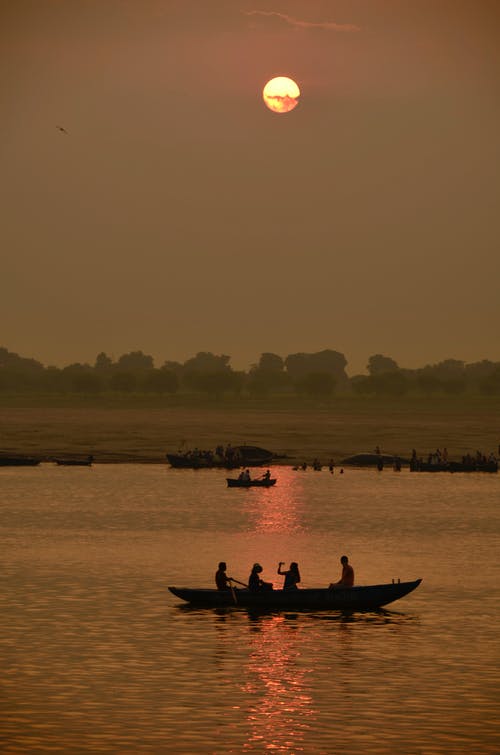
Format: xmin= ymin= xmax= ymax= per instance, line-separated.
xmin=229 ymin=578 xmax=249 ymax=588
xmin=229 ymin=582 xmax=237 ymax=605
xmin=227 ymin=578 xmax=249 ymax=604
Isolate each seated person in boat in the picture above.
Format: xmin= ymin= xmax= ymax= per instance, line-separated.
xmin=261 ymin=469 xmax=271 ymax=481
xmin=277 ymin=561 xmax=301 ymax=590
xmin=248 ymin=563 xmax=273 ymax=591
xmin=215 ymin=562 xmax=233 ymax=590
xmin=329 ymin=555 xmax=354 ymax=589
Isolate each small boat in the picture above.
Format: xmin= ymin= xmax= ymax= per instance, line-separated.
xmin=226 ymin=477 xmax=276 ymax=488
xmin=54 ymin=455 xmax=93 ymax=467
xmin=410 ymin=460 xmax=498 ymax=473
xmin=168 ymin=579 xmax=422 ymax=611
xmin=0 ymin=455 xmax=41 ymax=467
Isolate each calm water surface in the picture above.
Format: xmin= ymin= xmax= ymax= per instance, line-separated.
xmin=1 ymin=464 xmax=499 ymax=753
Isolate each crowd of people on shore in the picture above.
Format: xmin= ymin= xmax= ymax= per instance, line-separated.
xmin=215 ymin=556 xmax=354 ymax=592
xmin=410 ymin=447 xmax=498 ymax=468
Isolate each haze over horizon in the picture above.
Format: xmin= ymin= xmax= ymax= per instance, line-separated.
xmin=2 ymin=0 xmax=499 ymax=376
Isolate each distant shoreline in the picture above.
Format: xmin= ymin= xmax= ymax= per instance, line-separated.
xmin=1 ymin=398 xmax=498 ymax=466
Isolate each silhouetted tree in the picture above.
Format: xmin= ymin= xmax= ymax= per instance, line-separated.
xmin=367 ymin=354 xmax=399 ymax=375
xmin=479 ymin=367 xmax=500 ymax=395
xmin=0 ymin=346 xmax=44 ymax=372
xmin=61 ymin=364 xmax=102 ymax=393
xmin=117 ymin=351 xmax=154 ymax=371
xmin=285 ymin=350 xmax=347 ymax=385
xmin=142 ymin=369 xmax=178 ymax=394
xmin=110 ymin=371 xmax=137 ymax=392
xmin=417 ymin=373 xmax=442 ymax=396
xmin=296 ymin=372 xmax=336 ymax=397
xmin=42 ymin=367 xmax=66 ymax=393
xmin=188 ymin=370 xmax=244 ymax=398
xmin=372 ymin=372 xmax=408 ymax=396
xmin=161 ymin=360 xmax=183 ymax=374
xmin=258 ymin=353 xmax=284 ymax=372
xmin=94 ymin=352 xmax=114 ymax=370
xmin=350 ymin=375 xmax=375 ymax=395
xmin=182 ymin=352 xmax=231 ymax=373
xmin=247 ymin=352 xmax=289 ymax=395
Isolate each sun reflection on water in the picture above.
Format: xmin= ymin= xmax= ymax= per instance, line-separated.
xmin=240 ymin=615 xmax=315 ymax=752
xmin=248 ymin=468 xmax=305 ymax=534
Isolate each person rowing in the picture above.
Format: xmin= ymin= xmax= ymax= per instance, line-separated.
xmin=215 ymin=562 xmax=232 ymax=590
xmin=215 ymin=562 xmax=248 ymax=590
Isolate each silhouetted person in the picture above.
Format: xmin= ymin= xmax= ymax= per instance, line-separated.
xmin=248 ymin=563 xmax=272 ymax=591
xmin=277 ymin=561 xmax=301 ymax=590
xmin=329 ymin=555 xmax=354 ymax=589
xmin=215 ymin=562 xmax=232 ymax=590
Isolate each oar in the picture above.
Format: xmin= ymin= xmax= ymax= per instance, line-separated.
xmin=229 ymin=578 xmax=248 ymax=588
xmin=229 ymin=582 xmax=237 ymax=605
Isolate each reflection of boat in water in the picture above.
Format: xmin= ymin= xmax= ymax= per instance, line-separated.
xmin=167 ymin=445 xmax=274 ymax=469
xmin=169 ymin=579 xmax=422 ymax=611
xmin=0 ymin=455 xmax=41 ymax=467
xmin=227 ymin=478 xmax=276 ymax=488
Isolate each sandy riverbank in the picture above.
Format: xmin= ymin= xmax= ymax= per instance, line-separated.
xmin=1 ymin=396 xmax=499 ymax=464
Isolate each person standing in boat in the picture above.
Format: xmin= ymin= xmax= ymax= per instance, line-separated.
xmin=215 ymin=562 xmax=233 ymax=590
xmin=277 ymin=561 xmax=301 ymax=590
xmin=329 ymin=555 xmax=354 ymax=589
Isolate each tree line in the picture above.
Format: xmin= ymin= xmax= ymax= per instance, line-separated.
xmin=1 ymin=346 xmax=499 ymax=398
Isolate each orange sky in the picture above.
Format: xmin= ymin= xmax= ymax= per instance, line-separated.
xmin=1 ymin=0 xmax=499 ymax=373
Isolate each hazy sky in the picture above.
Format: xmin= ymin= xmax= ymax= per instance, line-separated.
xmin=2 ymin=0 xmax=499 ymax=374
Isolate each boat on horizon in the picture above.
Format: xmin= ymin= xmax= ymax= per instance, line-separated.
xmin=54 ymin=455 xmax=94 ymax=467
xmin=0 ymin=455 xmax=41 ymax=467
xmin=166 ymin=444 xmax=274 ymax=469
xmin=410 ymin=460 xmax=498 ymax=473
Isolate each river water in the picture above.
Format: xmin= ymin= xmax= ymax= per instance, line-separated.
xmin=1 ymin=464 xmax=499 ymax=754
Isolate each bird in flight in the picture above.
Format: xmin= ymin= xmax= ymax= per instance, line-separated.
xmin=56 ymin=125 xmax=69 ymax=134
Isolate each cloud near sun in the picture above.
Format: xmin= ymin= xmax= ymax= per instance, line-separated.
xmin=243 ymin=10 xmax=360 ymax=33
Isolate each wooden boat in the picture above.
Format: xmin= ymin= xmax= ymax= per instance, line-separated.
xmin=226 ymin=477 xmax=276 ymax=488
xmin=168 ymin=579 xmax=422 ymax=611
xmin=54 ymin=455 xmax=93 ymax=466
xmin=410 ymin=460 xmax=498 ymax=473
xmin=167 ymin=444 xmax=274 ymax=469
xmin=0 ymin=455 xmax=40 ymax=467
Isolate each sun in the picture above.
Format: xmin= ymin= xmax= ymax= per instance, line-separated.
xmin=262 ymin=76 xmax=300 ymax=114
